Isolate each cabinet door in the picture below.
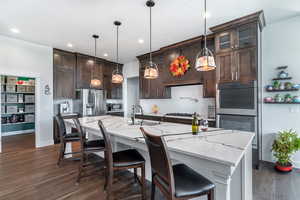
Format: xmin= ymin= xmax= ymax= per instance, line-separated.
xmin=236 ymin=47 xmax=257 ymax=82
xmin=76 ymin=55 xmax=92 ymax=89
xmin=203 ymin=70 xmax=216 ymax=98
xmin=216 ymin=52 xmax=234 ymax=83
xmin=215 ymin=31 xmax=235 ymax=53
xmin=53 ymin=50 xmax=76 ymax=99
xmin=236 ymin=23 xmax=257 ymax=49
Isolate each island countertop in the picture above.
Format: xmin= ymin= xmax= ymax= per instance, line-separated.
xmin=65 ymin=115 xmax=254 ymax=167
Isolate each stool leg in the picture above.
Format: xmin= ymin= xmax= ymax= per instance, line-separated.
xmin=76 ymin=152 xmax=85 ymax=183
xmin=134 ymin=168 xmax=138 ymax=183
xmin=208 ymin=188 xmax=214 ymax=200
xmin=151 ymin=176 xmax=156 ymax=200
xmin=57 ymin=142 xmax=66 ymax=166
xmin=141 ymin=164 xmax=146 ymax=200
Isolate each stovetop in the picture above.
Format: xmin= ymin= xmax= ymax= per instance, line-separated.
xmin=165 ymin=113 xmax=193 ymax=117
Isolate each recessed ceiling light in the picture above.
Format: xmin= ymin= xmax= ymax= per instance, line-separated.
xmin=10 ymin=28 xmax=20 ymax=34
xmin=67 ymin=43 xmax=73 ymax=48
xmin=138 ymin=39 xmax=144 ymax=44
xmin=203 ymin=11 xmax=211 ymax=19
xmin=103 ymin=53 xmax=108 ymax=57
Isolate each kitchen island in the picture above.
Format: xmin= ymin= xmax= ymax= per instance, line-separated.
xmin=64 ymin=115 xmax=254 ymax=200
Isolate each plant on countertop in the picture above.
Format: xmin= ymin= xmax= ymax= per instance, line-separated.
xmin=272 ymin=129 xmax=300 ymax=172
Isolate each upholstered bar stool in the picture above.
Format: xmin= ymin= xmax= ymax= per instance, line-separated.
xmin=55 ymin=114 xmax=81 ymax=166
xmin=140 ymin=127 xmax=216 ymax=200
xmin=97 ymin=120 xmax=146 ymax=200
xmin=73 ymin=118 xmax=106 ymax=183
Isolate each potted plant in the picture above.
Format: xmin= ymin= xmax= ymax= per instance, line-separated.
xmin=272 ymin=129 xmax=300 ymax=172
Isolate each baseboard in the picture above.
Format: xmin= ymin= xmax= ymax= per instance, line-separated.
xmin=36 ymin=139 xmax=54 ymax=148
xmin=293 ymin=160 xmax=300 ymax=169
xmin=2 ymin=129 xmax=35 ymax=136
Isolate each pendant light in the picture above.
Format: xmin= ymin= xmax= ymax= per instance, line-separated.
xmin=90 ymin=34 xmax=101 ymax=87
xmin=195 ymin=0 xmax=216 ymax=71
xmin=144 ymin=0 xmax=159 ymax=79
xmin=112 ymin=21 xmax=124 ymax=84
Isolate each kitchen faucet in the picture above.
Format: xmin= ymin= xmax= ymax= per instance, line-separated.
xmin=131 ymin=104 xmax=144 ymax=126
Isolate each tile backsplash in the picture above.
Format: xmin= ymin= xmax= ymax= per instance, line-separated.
xmin=140 ymin=85 xmax=215 ymax=118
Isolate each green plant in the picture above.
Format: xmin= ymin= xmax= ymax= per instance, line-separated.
xmin=272 ymin=129 xmax=300 ymax=166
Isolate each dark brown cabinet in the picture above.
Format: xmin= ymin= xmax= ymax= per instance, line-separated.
xmin=76 ymin=54 xmax=103 ymax=90
xmin=103 ymin=63 xmax=123 ymax=99
xmin=138 ymin=54 xmax=171 ymax=99
xmin=53 ymin=49 xmax=76 ymax=99
xmin=203 ymin=70 xmax=216 ymax=98
xmin=212 ymin=21 xmax=259 ymax=83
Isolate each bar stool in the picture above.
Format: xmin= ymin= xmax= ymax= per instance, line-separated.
xmin=55 ymin=114 xmax=81 ymax=166
xmin=73 ymin=118 xmax=106 ymax=183
xmin=97 ymin=120 xmax=146 ymax=200
xmin=140 ymin=127 xmax=215 ymax=200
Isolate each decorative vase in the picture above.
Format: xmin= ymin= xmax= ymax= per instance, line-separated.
xmin=278 ymin=71 xmax=289 ymax=79
xmin=293 ymin=96 xmax=300 ymax=103
xmin=266 ymin=85 xmax=273 ymax=91
xmin=279 ymin=83 xmax=285 ymax=90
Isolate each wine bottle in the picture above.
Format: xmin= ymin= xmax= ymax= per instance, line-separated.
xmin=192 ymin=112 xmax=199 ymax=135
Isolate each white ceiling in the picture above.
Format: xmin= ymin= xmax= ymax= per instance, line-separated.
xmin=0 ymin=0 xmax=299 ymax=63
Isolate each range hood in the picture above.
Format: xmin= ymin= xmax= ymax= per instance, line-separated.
xmin=163 ymin=79 xmax=203 ymax=87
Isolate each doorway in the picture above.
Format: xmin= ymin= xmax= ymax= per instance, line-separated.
xmin=1 ymin=75 xmax=36 ymax=153
xmin=126 ymin=77 xmax=139 ymax=117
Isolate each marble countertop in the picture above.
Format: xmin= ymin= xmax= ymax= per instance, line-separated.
xmin=65 ymin=115 xmax=254 ymax=167
xmin=139 ymin=112 xmax=216 ymax=121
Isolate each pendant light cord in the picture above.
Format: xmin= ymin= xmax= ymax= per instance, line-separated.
xmin=149 ymin=5 xmax=152 ymax=63
xmin=204 ymin=0 xmax=207 ymax=49
xmin=116 ymin=25 xmax=119 ymax=72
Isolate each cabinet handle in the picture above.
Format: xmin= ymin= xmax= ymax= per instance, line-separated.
xmin=231 ymin=72 xmax=234 ymax=80
xmin=156 ymin=88 xmax=159 ymax=97
xmin=235 ymin=72 xmax=238 ymax=80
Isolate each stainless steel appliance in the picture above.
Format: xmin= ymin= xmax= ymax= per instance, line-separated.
xmin=216 ymin=81 xmax=259 ymax=169
xmin=216 ymin=81 xmax=257 ymax=116
xmin=74 ymin=89 xmax=106 ymax=116
xmin=106 ymin=103 xmax=122 ymax=112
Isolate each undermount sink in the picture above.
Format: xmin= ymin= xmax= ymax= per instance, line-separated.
xmin=131 ymin=120 xmax=160 ymax=126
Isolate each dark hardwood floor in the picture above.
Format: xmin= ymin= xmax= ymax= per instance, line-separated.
xmin=0 ymin=133 xmax=299 ymax=200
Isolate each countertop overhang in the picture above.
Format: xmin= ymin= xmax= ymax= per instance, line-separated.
xmin=65 ymin=115 xmax=254 ymax=167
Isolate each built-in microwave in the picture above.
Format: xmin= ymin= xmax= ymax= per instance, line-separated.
xmin=216 ymin=81 xmax=257 ymax=116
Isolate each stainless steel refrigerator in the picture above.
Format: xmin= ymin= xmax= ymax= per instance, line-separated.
xmin=73 ymin=89 xmax=106 ymax=116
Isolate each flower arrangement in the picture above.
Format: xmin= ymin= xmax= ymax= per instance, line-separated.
xmin=169 ymin=56 xmax=190 ymax=76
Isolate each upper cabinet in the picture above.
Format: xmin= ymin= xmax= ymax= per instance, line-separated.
xmin=138 ymin=54 xmax=171 ymax=99
xmin=53 ymin=49 xmax=76 ymax=99
xmin=53 ymin=49 xmax=123 ymax=100
xmin=103 ymin=63 xmax=123 ymax=99
xmin=211 ymin=11 xmax=265 ymax=83
xmin=76 ymin=53 xmax=103 ymax=90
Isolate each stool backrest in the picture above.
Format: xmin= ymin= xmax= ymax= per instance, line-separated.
xmin=55 ymin=114 xmax=67 ymax=141
xmin=97 ymin=120 xmax=114 ymax=176
xmin=72 ymin=118 xmax=86 ymax=150
xmin=140 ymin=127 xmax=175 ymax=195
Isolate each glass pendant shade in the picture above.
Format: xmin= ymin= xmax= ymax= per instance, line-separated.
xmin=112 ymin=70 xmax=124 ymax=84
xmin=90 ymin=34 xmax=101 ymax=87
xmin=90 ymin=78 xmax=101 ymax=87
xmin=112 ymin=21 xmax=124 ymax=84
xmin=144 ymin=61 xmax=159 ymax=79
xmin=195 ymin=47 xmax=216 ymax=71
